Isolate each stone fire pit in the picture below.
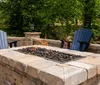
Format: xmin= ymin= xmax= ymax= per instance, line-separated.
xmin=0 ymin=45 xmax=100 ymax=85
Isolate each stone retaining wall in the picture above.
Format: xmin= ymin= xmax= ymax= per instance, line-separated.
xmin=88 ymin=44 xmax=100 ymax=53
xmin=8 ymin=37 xmax=33 ymax=46
xmin=8 ymin=37 xmax=100 ymax=54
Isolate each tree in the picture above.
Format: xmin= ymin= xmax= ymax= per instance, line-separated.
xmin=0 ymin=0 xmax=42 ymax=36
xmin=0 ymin=0 xmax=100 ymax=40
xmin=34 ymin=0 xmax=83 ymax=39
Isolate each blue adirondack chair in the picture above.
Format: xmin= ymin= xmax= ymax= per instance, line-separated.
xmin=71 ymin=28 xmax=92 ymax=51
xmin=0 ymin=30 xmax=17 ymax=49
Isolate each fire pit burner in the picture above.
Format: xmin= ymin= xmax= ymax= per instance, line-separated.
xmin=17 ymin=47 xmax=85 ymax=62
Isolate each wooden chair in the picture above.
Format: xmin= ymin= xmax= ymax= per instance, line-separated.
xmin=61 ymin=28 xmax=92 ymax=51
xmin=71 ymin=28 xmax=92 ymax=51
xmin=0 ymin=30 xmax=17 ymax=49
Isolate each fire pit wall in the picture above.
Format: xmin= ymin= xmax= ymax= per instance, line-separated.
xmin=0 ymin=62 xmax=47 ymax=85
xmin=0 ymin=47 xmax=48 ymax=85
xmin=0 ymin=45 xmax=100 ymax=85
xmin=8 ymin=37 xmax=100 ymax=54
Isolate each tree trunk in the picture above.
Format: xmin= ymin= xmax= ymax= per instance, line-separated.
xmin=83 ymin=0 xmax=91 ymax=28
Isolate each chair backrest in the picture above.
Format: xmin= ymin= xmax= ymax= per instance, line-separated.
xmin=0 ymin=30 xmax=8 ymax=49
xmin=71 ymin=28 xmax=92 ymax=51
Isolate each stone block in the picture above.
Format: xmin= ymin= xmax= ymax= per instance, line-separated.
xmin=39 ymin=65 xmax=87 ymax=85
xmin=1 ymin=50 xmax=35 ymax=68
xmin=2 ymin=56 xmax=9 ymax=65
xmin=12 ymin=71 xmax=22 ymax=82
xmin=15 ymin=80 xmax=24 ymax=85
xmin=64 ymin=66 xmax=87 ymax=85
xmin=67 ymin=61 xmax=96 ymax=79
xmin=88 ymin=54 xmax=100 ymax=58
xmin=0 ymin=82 xmax=4 ymax=85
xmin=0 ymin=64 xmax=2 ymax=72
xmin=8 ymin=59 xmax=16 ymax=69
xmin=39 ymin=65 xmax=65 ymax=85
xmin=0 ymin=50 xmax=28 ymax=68
xmin=24 ymin=32 xmax=41 ymax=38
xmin=78 ymin=57 xmax=100 ymax=74
xmin=0 ymin=55 xmax=3 ymax=64
xmin=23 ymin=77 xmax=32 ymax=85
xmin=5 ymin=80 xmax=13 ymax=85
xmin=78 ymin=57 xmax=95 ymax=62
xmin=2 ymin=66 xmax=12 ymax=76
xmin=26 ymin=59 xmax=57 ymax=78
xmin=6 ymin=75 xmax=15 ymax=84
xmin=77 ymin=52 xmax=95 ymax=57
xmin=80 ymin=76 xmax=97 ymax=85
xmin=15 ymin=55 xmax=43 ymax=72
xmin=0 ymin=71 xmax=6 ymax=79
xmin=0 ymin=50 xmax=26 ymax=60
xmin=0 ymin=76 xmax=3 ymax=82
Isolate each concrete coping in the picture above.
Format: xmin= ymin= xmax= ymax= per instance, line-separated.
xmin=24 ymin=32 xmax=41 ymax=34
xmin=0 ymin=45 xmax=100 ymax=85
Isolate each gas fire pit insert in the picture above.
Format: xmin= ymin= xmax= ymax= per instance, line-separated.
xmin=17 ymin=47 xmax=85 ymax=62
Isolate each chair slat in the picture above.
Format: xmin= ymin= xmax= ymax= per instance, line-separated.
xmin=0 ymin=30 xmax=8 ymax=49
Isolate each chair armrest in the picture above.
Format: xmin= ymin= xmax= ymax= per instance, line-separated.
xmin=78 ymin=41 xmax=89 ymax=44
xmin=61 ymin=40 xmax=71 ymax=49
xmin=8 ymin=41 xmax=18 ymax=48
xmin=78 ymin=40 xmax=89 ymax=51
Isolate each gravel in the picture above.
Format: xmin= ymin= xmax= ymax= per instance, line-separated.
xmin=17 ymin=47 xmax=85 ymax=62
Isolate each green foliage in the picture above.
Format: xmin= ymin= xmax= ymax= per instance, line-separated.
xmin=0 ymin=11 xmax=8 ymax=30
xmin=0 ymin=0 xmax=100 ymax=41
xmin=34 ymin=0 xmax=83 ymax=39
xmin=91 ymin=19 xmax=100 ymax=41
xmin=0 ymin=0 xmax=42 ymax=36
xmin=91 ymin=0 xmax=100 ymax=41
